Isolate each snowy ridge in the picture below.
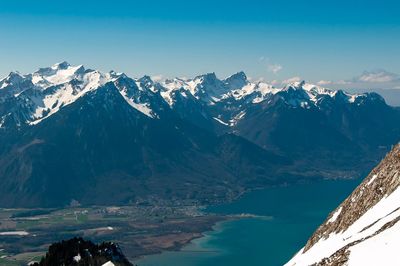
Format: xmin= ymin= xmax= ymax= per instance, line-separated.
xmin=0 ymin=62 xmax=368 ymax=127
xmin=0 ymin=62 xmax=162 ymax=126
xmin=285 ymin=144 xmax=400 ymax=266
xmin=162 ymin=71 xmax=280 ymax=105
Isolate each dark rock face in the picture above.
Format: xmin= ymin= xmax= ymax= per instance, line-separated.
xmin=0 ymin=84 xmax=289 ymax=207
xmin=232 ymin=90 xmax=400 ymax=177
xmin=31 ymin=237 xmax=132 ymax=266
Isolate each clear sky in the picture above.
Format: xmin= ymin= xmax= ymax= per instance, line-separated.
xmin=0 ymin=0 xmax=399 ymax=89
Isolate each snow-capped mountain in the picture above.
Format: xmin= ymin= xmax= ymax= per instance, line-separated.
xmin=0 ymin=62 xmax=399 ymax=207
xmin=0 ymin=62 xmax=167 ymax=127
xmin=286 ymin=143 xmax=400 ymax=266
xmin=0 ymin=61 xmax=383 ymax=129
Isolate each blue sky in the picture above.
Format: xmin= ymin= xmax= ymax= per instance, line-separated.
xmin=0 ymin=0 xmax=399 ymax=89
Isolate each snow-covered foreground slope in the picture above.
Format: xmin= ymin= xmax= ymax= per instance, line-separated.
xmin=286 ymin=144 xmax=400 ymax=266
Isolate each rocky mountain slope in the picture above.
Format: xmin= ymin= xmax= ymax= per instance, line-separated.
xmin=0 ymin=82 xmax=289 ymax=207
xmin=286 ymin=143 xmax=400 ymax=266
xmin=0 ymin=62 xmax=399 ymax=207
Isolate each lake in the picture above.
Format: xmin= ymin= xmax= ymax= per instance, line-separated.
xmin=136 ymin=179 xmax=361 ymax=266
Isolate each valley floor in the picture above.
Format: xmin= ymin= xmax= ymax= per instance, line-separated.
xmin=0 ymin=204 xmax=226 ymax=265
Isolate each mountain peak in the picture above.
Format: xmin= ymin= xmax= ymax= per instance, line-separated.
xmin=52 ymin=61 xmax=71 ymax=70
xmin=0 ymin=71 xmax=27 ymax=89
xmin=227 ymin=71 xmax=247 ymax=80
xmin=288 ymin=80 xmax=306 ymax=88
xmin=5 ymin=71 xmax=24 ymax=82
xmin=224 ymin=71 xmax=248 ymax=90
xmin=139 ymin=75 xmax=153 ymax=84
xmin=194 ymin=72 xmax=218 ymax=82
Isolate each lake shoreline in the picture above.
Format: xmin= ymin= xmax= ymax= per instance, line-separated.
xmin=132 ymin=216 xmax=237 ymax=264
xmin=133 ymin=179 xmax=361 ymax=266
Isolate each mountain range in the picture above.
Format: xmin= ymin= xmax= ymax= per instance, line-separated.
xmin=286 ymin=143 xmax=400 ymax=265
xmin=0 ymin=62 xmax=399 ymax=207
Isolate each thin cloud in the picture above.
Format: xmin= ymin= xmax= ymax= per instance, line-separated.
xmin=270 ymin=80 xmax=280 ymax=86
xmin=317 ymin=80 xmax=333 ymax=85
xmin=314 ymin=70 xmax=400 ymax=89
xmin=151 ymin=74 xmax=164 ymax=82
xmin=268 ymin=64 xmax=283 ymax=74
xmin=354 ymin=70 xmax=400 ymax=83
xmin=282 ymin=76 xmax=302 ymax=84
xmin=336 ymin=80 xmax=351 ymax=85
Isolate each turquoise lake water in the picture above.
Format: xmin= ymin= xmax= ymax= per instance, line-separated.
xmin=136 ymin=179 xmax=361 ymax=266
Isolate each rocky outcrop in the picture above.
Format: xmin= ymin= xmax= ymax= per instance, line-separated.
xmin=30 ymin=237 xmax=133 ymax=266
xmin=286 ymin=144 xmax=400 ymax=266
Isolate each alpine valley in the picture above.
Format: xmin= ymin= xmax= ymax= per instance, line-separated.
xmin=0 ymin=62 xmax=399 ymax=208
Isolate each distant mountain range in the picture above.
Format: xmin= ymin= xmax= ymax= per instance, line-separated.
xmin=286 ymin=143 xmax=400 ymax=265
xmin=0 ymin=62 xmax=399 ymax=207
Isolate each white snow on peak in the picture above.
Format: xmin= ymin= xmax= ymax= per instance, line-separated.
xmin=0 ymin=72 xmax=27 ymax=89
xmin=32 ymin=63 xmax=92 ymax=88
xmin=229 ymin=82 xmax=279 ymax=103
xmin=282 ymin=80 xmax=362 ymax=106
xmin=45 ymin=65 xmax=84 ymax=85
xmin=162 ymin=73 xmax=231 ymax=104
xmin=0 ymin=65 xmax=371 ymax=127
xmin=0 ymin=62 xmax=164 ymax=124
xmin=162 ymin=74 xmax=279 ymax=106
xmin=161 ymin=75 xmax=363 ymax=109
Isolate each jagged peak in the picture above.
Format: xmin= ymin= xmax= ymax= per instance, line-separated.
xmin=0 ymin=71 xmax=28 ymax=89
xmin=138 ymin=75 xmax=154 ymax=84
xmin=224 ymin=71 xmax=249 ymax=90
xmin=283 ymin=80 xmax=306 ymax=90
xmin=51 ymin=61 xmax=71 ymax=70
xmin=194 ymin=72 xmax=218 ymax=82
xmin=110 ymin=71 xmax=128 ymax=80
xmin=4 ymin=71 xmax=25 ymax=82
xmin=225 ymin=71 xmax=247 ymax=81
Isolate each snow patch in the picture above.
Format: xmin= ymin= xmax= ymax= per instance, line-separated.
xmin=213 ymin=117 xmax=229 ymax=126
xmin=347 ymin=220 xmax=400 ymax=265
xmin=120 ymin=91 xmax=156 ymax=118
xmin=327 ymin=207 xmax=342 ymax=223
xmin=367 ymin=174 xmax=378 ymax=185
xmin=286 ymin=185 xmax=400 ymax=266
xmin=73 ymin=253 xmax=81 ymax=262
